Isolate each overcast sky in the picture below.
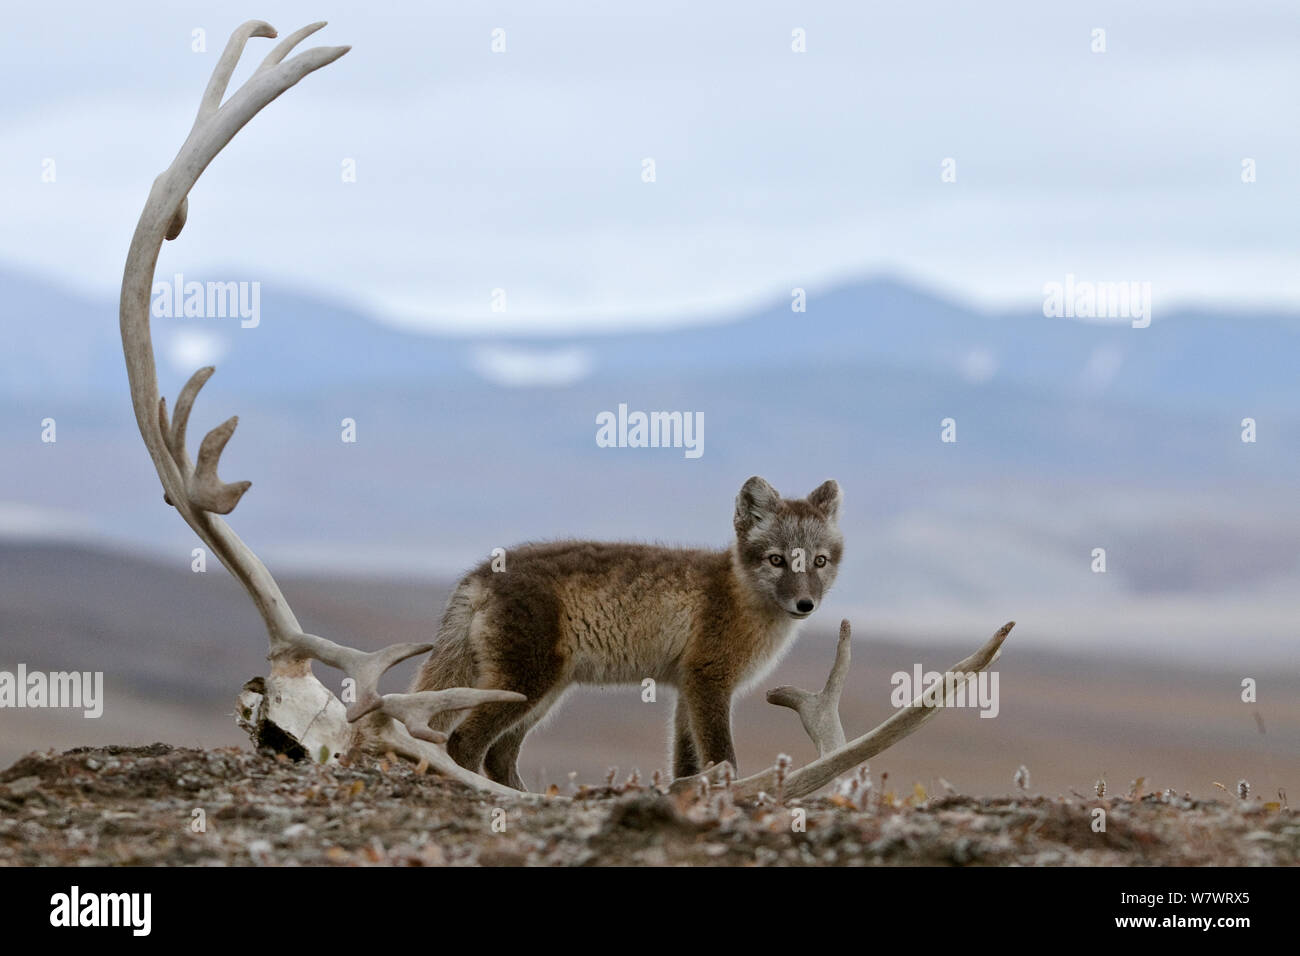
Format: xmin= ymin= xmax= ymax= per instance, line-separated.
xmin=3 ymin=0 xmax=1299 ymax=333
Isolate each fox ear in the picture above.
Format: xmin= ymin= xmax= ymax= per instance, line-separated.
xmin=735 ymin=476 xmax=781 ymax=533
xmin=808 ymin=479 xmax=841 ymax=521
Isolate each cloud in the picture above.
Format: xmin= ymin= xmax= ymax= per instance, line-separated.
xmin=1079 ymin=345 xmax=1125 ymax=393
xmin=959 ymin=347 xmax=998 ymax=384
xmin=163 ymin=330 xmax=230 ymax=375
xmin=469 ymin=345 xmax=594 ymax=387
xmin=3 ymin=2 xmax=1300 ymax=333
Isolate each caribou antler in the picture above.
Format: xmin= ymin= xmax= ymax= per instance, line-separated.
xmin=675 ymin=620 xmax=1015 ymax=801
xmin=120 ymin=19 xmax=529 ymax=799
xmin=766 ymin=619 xmax=852 ymax=756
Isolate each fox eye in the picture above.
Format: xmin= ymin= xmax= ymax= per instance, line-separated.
xmin=768 ymin=554 xmax=785 ymax=567
xmin=814 ymin=555 xmax=828 ymax=568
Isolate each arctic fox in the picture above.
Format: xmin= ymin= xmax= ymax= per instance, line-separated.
xmin=412 ymin=476 xmax=843 ymax=790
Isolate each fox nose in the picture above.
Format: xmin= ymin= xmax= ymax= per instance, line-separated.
xmin=796 ymin=598 xmax=814 ymax=614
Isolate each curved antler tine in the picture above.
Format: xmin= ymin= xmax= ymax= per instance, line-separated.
xmin=377 ymin=689 xmax=528 ymax=745
xmin=283 ymin=633 xmax=435 ymax=719
xmin=168 ymin=365 xmax=215 ymax=466
xmin=340 ymin=644 xmax=438 ymax=721
xmin=274 ymin=43 xmax=352 ymax=87
xmin=766 ymin=618 xmax=852 ymax=757
xmin=766 ymin=686 xmax=815 ymax=710
xmin=195 ymin=20 xmax=277 ymax=126
xmin=823 ymin=619 xmax=853 ymax=697
xmin=256 ymin=21 xmax=328 ymax=73
xmin=189 ymin=416 xmax=251 ymax=513
xmin=765 ymin=683 xmax=824 ymax=731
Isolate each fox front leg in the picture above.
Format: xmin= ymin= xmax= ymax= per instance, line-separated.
xmin=672 ymin=695 xmax=701 ymax=778
xmin=681 ymin=677 xmax=738 ymax=775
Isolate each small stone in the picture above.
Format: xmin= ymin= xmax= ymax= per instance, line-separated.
xmin=5 ymin=776 xmax=41 ymax=796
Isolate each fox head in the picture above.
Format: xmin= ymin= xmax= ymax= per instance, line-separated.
xmin=732 ymin=476 xmax=843 ymax=620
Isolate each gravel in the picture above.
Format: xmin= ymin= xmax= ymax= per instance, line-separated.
xmin=0 ymin=744 xmax=1293 ymax=866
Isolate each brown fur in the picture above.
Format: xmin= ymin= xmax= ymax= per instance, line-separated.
xmin=411 ymin=476 xmax=843 ymax=789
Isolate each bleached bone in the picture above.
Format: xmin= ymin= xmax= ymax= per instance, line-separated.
xmin=363 ymin=689 xmax=528 ymax=744
xmin=765 ymin=618 xmax=852 ymax=755
xmin=675 ymin=621 xmax=1015 ymax=801
xmin=119 ymin=19 xmax=528 ymax=798
xmin=286 ymin=632 xmax=435 ymax=721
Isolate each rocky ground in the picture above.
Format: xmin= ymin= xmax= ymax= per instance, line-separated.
xmin=0 ymin=744 xmax=1294 ymax=866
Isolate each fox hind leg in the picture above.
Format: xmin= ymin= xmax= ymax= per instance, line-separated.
xmin=445 ymin=587 xmax=567 ymax=784
xmin=447 ymin=649 xmax=565 ymax=785
xmin=483 ymin=724 xmax=528 ymax=790
xmin=482 ymin=690 xmax=562 ymax=790
xmin=447 ymin=699 xmax=531 ymax=779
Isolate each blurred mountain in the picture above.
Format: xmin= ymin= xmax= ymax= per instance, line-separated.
xmin=2 ymin=265 xmax=1298 ymax=665
xmin=6 ymin=267 xmax=1300 ymax=414
xmin=0 ymin=268 xmax=469 ymax=401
